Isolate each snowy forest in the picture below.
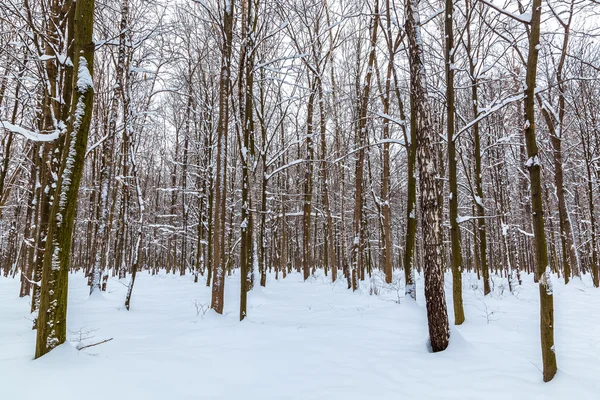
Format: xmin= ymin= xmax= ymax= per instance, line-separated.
xmin=1 ymin=0 xmax=600 ymax=398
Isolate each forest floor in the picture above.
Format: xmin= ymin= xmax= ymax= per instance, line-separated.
xmin=1 ymin=269 xmax=599 ymax=399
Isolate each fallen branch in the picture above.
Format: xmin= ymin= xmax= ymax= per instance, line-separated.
xmin=76 ymin=338 xmax=113 ymax=351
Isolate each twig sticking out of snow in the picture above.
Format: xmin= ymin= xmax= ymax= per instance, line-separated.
xmin=76 ymin=338 xmax=113 ymax=351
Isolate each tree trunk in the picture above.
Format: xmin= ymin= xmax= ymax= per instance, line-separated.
xmin=522 ymin=0 xmax=557 ymax=382
xmin=465 ymin=0 xmax=491 ymax=295
xmin=351 ymin=0 xmax=379 ymax=290
xmin=211 ymin=0 xmax=234 ymax=315
xmin=446 ymin=0 xmax=465 ymax=324
xmin=90 ymin=0 xmax=128 ymax=294
xmin=239 ymin=0 xmax=256 ymax=320
xmin=405 ymin=0 xmax=449 ymax=352
xmin=36 ymin=0 xmax=95 ymax=358
xmin=302 ymin=85 xmax=315 ymax=281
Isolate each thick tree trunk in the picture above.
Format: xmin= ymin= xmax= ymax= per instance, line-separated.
xmin=239 ymin=0 xmax=256 ymax=320
xmin=406 ymin=0 xmax=449 ymax=352
xmin=522 ymin=0 xmax=557 ymax=382
xmin=211 ymin=0 xmax=234 ymax=315
xmin=36 ymin=0 xmax=95 ymax=358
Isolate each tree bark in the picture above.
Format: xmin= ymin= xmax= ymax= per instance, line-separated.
xmin=211 ymin=0 xmax=234 ymax=315
xmin=36 ymin=0 xmax=95 ymax=358
xmin=406 ymin=0 xmax=449 ymax=352
xmin=446 ymin=0 xmax=465 ymax=324
xmin=522 ymin=0 xmax=557 ymax=382
xmin=351 ymin=0 xmax=379 ymax=290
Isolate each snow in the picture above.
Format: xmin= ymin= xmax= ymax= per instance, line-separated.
xmin=456 ymin=93 xmax=525 ymax=139
xmin=478 ymin=0 xmax=532 ymax=24
xmin=376 ymin=112 xmax=406 ymax=126
xmin=1 ymin=270 xmax=599 ymax=399
xmin=1 ymin=121 xmax=60 ymax=142
xmin=517 ymin=227 xmax=535 ymax=237
xmin=265 ymin=159 xmax=304 ymax=180
xmin=517 ymin=12 xmax=532 ymax=23
xmin=456 ymin=215 xmax=474 ymax=223
xmin=525 ymin=155 xmax=540 ymax=168
xmin=420 ymin=7 xmax=443 ymax=26
xmin=474 ymin=195 xmax=484 ymax=208
xmin=77 ymin=57 xmax=94 ymax=92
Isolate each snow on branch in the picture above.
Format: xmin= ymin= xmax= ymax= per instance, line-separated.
xmin=21 ymin=274 xmax=41 ymax=287
xmin=1 ymin=121 xmax=59 ymax=142
xmin=476 ymin=0 xmax=532 ymax=24
xmin=517 ymin=227 xmax=535 ymax=237
xmin=454 ymin=92 xmax=525 ymax=141
xmin=85 ymin=133 xmax=110 ymax=158
xmin=420 ymin=8 xmax=444 ymax=26
xmin=375 ymin=112 xmax=407 ymax=126
xmin=456 ymin=214 xmax=499 ymax=224
xmin=332 ymin=139 xmax=406 ymax=164
xmin=265 ymin=159 xmax=305 ymax=181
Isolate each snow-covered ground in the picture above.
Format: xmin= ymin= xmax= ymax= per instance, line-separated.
xmin=1 ymin=270 xmax=599 ymax=399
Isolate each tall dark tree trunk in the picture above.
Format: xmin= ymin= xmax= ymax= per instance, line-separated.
xmin=522 ymin=0 xmax=557 ymax=382
xmin=406 ymin=0 xmax=449 ymax=352
xmin=239 ymin=0 xmax=257 ymax=320
xmin=446 ymin=0 xmax=465 ymax=324
xmin=211 ymin=0 xmax=234 ymax=315
xmin=351 ymin=0 xmax=379 ymax=290
xmin=36 ymin=0 xmax=95 ymax=358
xmin=302 ymin=85 xmax=315 ymax=281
